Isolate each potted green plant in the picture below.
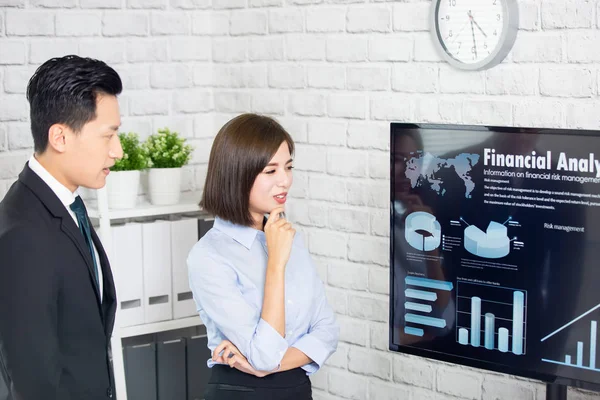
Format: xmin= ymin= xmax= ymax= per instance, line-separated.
xmin=106 ymin=132 xmax=150 ymax=209
xmin=144 ymin=128 xmax=193 ymax=205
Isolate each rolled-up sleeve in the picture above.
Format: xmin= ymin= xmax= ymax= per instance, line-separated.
xmin=292 ymin=269 xmax=339 ymax=375
xmin=187 ymin=247 xmax=289 ymax=371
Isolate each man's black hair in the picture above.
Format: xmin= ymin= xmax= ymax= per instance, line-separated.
xmin=26 ymin=55 xmax=123 ymax=153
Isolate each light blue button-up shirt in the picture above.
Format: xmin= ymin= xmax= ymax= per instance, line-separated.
xmin=187 ymin=217 xmax=339 ymax=375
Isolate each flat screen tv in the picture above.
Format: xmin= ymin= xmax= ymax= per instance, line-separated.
xmin=389 ymin=123 xmax=600 ymax=392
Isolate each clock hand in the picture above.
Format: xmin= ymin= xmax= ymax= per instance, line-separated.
xmin=471 ymin=16 xmax=487 ymax=38
xmin=470 ymin=17 xmax=477 ymax=59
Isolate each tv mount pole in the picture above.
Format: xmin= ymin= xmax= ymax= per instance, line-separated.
xmin=546 ymin=383 xmax=567 ymax=400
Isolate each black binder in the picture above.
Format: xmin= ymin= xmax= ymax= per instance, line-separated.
xmin=186 ymin=335 xmax=212 ymax=400
xmin=197 ymin=218 xmax=214 ymax=240
xmin=123 ymin=342 xmax=157 ymax=400
xmin=157 ymin=338 xmax=187 ymax=400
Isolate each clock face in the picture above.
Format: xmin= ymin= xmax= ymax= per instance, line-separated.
xmin=432 ymin=0 xmax=518 ymax=70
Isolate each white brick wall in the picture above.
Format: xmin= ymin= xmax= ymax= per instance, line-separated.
xmin=2 ymin=1 xmax=600 ymax=399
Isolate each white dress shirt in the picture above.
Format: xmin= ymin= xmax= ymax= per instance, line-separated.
xmin=28 ymin=155 xmax=104 ymax=302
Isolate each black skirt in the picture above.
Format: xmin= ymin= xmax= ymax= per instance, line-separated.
xmin=203 ymin=364 xmax=312 ymax=400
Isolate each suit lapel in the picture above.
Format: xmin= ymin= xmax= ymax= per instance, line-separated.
xmin=91 ymin=228 xmax=117 ymax=336
xmin=18 ymin=163 xmax=104 ymax=313
xmin=60 ymin=217 xmax=102 ymax=304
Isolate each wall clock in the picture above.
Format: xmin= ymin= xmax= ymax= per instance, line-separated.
xmin=430 ymin=0 xmax=519 ymax=70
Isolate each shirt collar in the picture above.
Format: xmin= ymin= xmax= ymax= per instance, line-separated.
xmin=213 ymin=217 xmax=261 ymax=250
xmin=28 ymin=155 xmax=79 ymax=209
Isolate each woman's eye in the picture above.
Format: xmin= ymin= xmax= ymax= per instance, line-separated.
xmin=265 ymin=170 xmax=275 ymax=174
xmin=287 ymin=166 xmax=294 ymax=170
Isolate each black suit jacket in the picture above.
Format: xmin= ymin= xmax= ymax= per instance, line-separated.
xmin=0 ymin=163 xmax=117 ymax=400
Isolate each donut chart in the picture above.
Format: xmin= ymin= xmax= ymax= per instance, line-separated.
xmin=405 ymin=211 xmax=442 ymax=251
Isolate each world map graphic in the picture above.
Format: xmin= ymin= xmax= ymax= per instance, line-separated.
xmin=405 ymin=152 xmax=480 ymax=198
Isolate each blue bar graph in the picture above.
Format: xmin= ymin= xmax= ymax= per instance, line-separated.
xmin=456 ymin=282 xmax=527 ymax=355
xmin=541 ymin=306 xmax=600 ymax=372
xmin=405 ymin=302 xmax=432 ymax=313
xmin=405 ymin=313 xmax=447 ymax=328
xmin=405 ymin=288 xmax=437 ymax=301
xmin=471 ymin=297 xmax=481 ymax=347
xmin=403 ymin=277 xmax=453 ymax=336
xmin=512 ymin=291 xmax=524 ymax=355
xmin=591 ymin=321 xmax=597 ymax=370
xmin=404 ymin=326 xmax=424 ymax=337
xmin=499 ymin=328 xmax=509 ymax=352
xmin=485 ymin=313 xmax=495 ymax=350
xmin=405 ymin=276 xmax=454 ymax=291
xmin=459 ymin=328 xmax=469 ymax=345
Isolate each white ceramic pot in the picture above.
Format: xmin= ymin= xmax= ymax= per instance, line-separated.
xmin=105 ymin=170 xmax=140 ymax=209
xmin=148 ymin=167 xmax=182 ymax=205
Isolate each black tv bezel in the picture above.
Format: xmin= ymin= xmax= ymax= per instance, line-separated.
xmin=388 ymin=122 xmax=600 ymax=392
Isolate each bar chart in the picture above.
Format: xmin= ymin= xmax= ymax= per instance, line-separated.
xmin=456 ymin=281 xmax=527 ymax=355
xmin=541 ymin=303 xmax=600 ymax=372
xmin=403 ymin=276 xmax=454 ymax=337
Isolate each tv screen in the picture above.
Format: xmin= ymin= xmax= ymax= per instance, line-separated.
xmin=389 ymin=123 xmax=600 ymax=390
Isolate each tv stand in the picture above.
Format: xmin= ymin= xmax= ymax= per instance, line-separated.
xmin=546 ymin=383 xmax=567 ymax=400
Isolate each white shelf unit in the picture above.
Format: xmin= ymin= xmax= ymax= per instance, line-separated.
xmin=119 ymin=316 xmax=203 ymax=338
xmin=90 ymin=187 xmax=206 ymax=400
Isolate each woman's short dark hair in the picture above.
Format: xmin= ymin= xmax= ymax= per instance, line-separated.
xmin=201 ymin=113 xmax=295 ymax=227
xmin=26 ymin=55 xmax=123 ymax=154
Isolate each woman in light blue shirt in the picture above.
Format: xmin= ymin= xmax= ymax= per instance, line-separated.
xmin=187 ymin=113 xmax=339 ymax=399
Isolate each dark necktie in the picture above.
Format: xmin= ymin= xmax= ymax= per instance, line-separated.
xmin=70 ymin=196 xmax=99 ymax=287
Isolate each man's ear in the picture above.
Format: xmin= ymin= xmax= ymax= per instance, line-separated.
xmin=47 ymin=124 xmax=69 ymax=153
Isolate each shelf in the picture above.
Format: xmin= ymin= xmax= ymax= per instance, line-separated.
xmin=87 ymin=191 xmax=204 ymax=220
xmin=119 ymin=316 xmax=204 ymax=338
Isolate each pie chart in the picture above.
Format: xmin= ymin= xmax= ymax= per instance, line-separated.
xmin=464 ymin=221 xmax=510 ymax=258
xmin=405 ymin=211 xmax=442 ymax=251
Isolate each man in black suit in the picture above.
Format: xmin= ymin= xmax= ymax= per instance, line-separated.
xmin=0 ymin=55 xmax=124 ymax=399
